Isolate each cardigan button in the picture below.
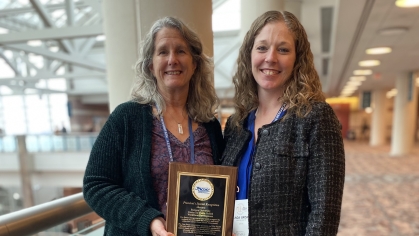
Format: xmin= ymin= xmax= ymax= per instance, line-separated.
xmin=254 ymin=163 xmax=261 ymax=170
xmin=262 ymin=129 xmax=269 ymax=136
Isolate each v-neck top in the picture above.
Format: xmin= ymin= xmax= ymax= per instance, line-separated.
xmin=150 ymin=116 xmax=213 ymax=217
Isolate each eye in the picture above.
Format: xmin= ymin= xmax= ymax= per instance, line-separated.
xmin=278 ymin=48 xmax=290 ymax=53
xmin=256 ymin=46 xmax=268 ymax=51
xmin=157 ymin=50 xmax=167 ymax=55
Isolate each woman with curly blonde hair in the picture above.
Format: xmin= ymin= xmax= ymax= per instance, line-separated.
xmin=222 ymin=11 xmax=345 ymax=235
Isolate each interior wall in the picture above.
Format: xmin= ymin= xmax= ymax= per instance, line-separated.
xmin=68 ymin=96 xmax=110 ymax=133
xmin=329 ymin=103 xmax=350 ymax=138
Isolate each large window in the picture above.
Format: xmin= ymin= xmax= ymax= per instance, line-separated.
xmin=3 ymin=96 xmax=26 ymax=135
xmin=26 ymin=95 xmax=50 ymax=134
xmin=212 ymin=0 xmax=240 ymax=31
xmin=0 ymin=94 xmax=70 ymax=135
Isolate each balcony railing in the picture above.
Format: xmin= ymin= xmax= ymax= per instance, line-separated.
xmin=0 ymin=193 xmax=97 ymax=236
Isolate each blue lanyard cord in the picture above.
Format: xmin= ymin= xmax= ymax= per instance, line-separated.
xmin=188 ymin=117 xmax=195 ymax=164
xmin=156 ymin=105 xmax=195 ymax=163
xmin=159 ymin=114 xmax=174 ymax=162
xmin=272 ymin=102 xmax=287 ymax=122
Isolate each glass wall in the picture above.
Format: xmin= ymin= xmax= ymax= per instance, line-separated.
xmin=0 ymin=93 xmax=70 ymax=135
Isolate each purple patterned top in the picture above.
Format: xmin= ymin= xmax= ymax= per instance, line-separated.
xmin=150 ymin=117 xmax=213 ymax=217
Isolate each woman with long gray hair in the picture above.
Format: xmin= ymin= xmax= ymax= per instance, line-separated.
xmin=83 ymin=17 xmax=224 ymax=236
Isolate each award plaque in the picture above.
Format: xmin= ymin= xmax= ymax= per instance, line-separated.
xmin=166 ymin=162 xmax=237 ymax=236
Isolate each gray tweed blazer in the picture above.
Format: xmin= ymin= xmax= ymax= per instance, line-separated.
xmin=222 ymin=101 xmax=345 ymax=236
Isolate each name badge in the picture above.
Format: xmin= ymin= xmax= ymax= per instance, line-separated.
xmin=233 ymin=199 xmax=249 ymax=236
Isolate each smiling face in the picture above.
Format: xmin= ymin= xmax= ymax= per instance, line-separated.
xmin=251 ymin=21 xmax=296 ymax=95
xmin=149 ymin=27 xmax=196 ymax=95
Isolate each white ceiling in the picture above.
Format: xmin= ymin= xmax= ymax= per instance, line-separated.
xmin=327 ymin=0 xmax=419 ymax=97
xmin=0 ymin=0 xmax=418 ymax=103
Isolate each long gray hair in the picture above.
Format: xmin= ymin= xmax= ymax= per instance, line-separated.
xmin=131 ymin=17 xmax=218 ymax=123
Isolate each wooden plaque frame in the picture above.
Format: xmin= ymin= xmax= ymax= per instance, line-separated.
xmin=166 ymin=162 xmax=237 ymax=236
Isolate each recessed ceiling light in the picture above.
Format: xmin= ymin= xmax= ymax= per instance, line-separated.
xmin=365 ymin=107 xmax=373 ymax=113
xmin=386 ymin=89 xmax=398 ymax=98
xmin=342 ymin=89 xmax=355 ymax=93
xmin=378 ymin=27 xmax=408 ymax=35
xmin=350 ymin=76 xmax=366 ymax=81
xmin=395 ymin=0 xmax=419 ymax=7
xmin=366 ymin=47 xmax=392 ymax=54
xmin=354 ymin=69 xmax=373 ymax=75
xmin=344 ymin=85 xmax=358 ymax=90
xmin=348 ymin=80 xmax=362 ymax=86
xmin=359 ymin=60 xmax=380 ymax=67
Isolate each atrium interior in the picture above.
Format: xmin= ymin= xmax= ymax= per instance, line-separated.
xmin=0 ymin=0 xmax=418 ymax=235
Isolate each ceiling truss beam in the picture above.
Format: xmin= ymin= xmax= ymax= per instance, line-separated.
xmin=0 ymin=25 xmax=103 ymax=44
xmin=0 ymin=48 xmax=20 ymax=76
xmin=29 ymin=0 xmax=74 ymax=54
xmin=65 ymin=0 xmax=75 ymax=26
xmin=4 ymin=43 xmax=106 ymax=72
xmin=0 ymin=2 xmax=90 ymax=18
xmin=0 ymin=71 xmax=106 ymax=83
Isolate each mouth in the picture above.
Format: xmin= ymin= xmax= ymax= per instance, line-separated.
xmin=165 ymin=71 xmax=182 ymax=75
xmin=260 ymin=69 xmax=280 ymax=75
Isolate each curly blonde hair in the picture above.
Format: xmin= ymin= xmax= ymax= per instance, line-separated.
xmin=230 ymin=11 xmax=325 ymax=129
xmin=131 ymin=17 xmax=218 ymax=123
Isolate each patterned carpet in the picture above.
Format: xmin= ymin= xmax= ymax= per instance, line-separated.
xmin=338 ymin=140 xmax=419 ymax=236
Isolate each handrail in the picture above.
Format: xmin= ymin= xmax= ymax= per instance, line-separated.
xmin=0 ymin=192 xmax=93 ymax=236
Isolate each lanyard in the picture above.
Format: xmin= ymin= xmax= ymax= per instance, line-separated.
xmin=272 ymin=102 xmax=287 ymax=122
xmin=156 ymin=105 xmax=195 ymax=163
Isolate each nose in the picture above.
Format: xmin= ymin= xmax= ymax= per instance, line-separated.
xmin=265 ymin=48 xmax=278 ymax=63
xmin=168 ymin=52 xmax=178 ymax=66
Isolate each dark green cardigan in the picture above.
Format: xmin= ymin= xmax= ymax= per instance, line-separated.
xmin=83 ymin=101 xmax=225 ymax=235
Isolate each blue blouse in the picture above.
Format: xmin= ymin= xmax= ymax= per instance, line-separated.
xmin=236 ymin=110 xmax=256 ymax=200
xmin=236 ymin=106 xmax=287 ymax=200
